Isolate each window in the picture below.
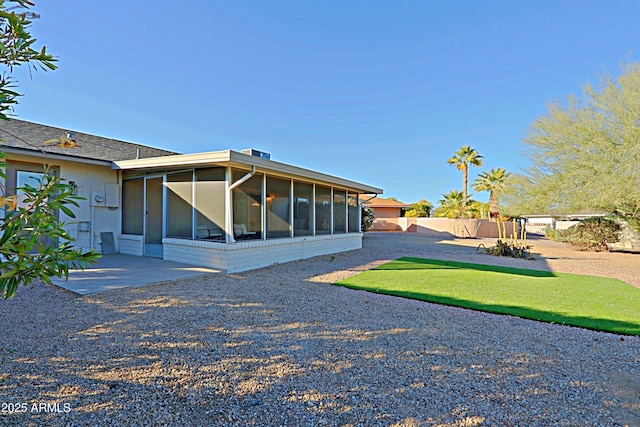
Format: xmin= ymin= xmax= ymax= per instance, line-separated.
xmin=15 ymin=170 xmax=46 ymax=210
xmin=6 ymin=163 xmax=58 ymax=249
xmin=5 ymin=161 xmax=54 ymax=211
xmin=195 ymin=168 xmax=226 ymax=240
xmin=232 ymin=169 xmax=262 ymax=240
xmin=315 ymin=185 xmax=331 ymax=234
xmin=266 ymin=176 xmax=291 ymax=239
xmin=348 ymin=193 xmax=359 ymax=233
xmin=294 ymin=181 xmax=313 ymax=236
xmin=122 ymin=178 xmax=144 ymax=235
xmin=166 ymin=172 xmax=193 ymax=238
xmin=333 ymin=189 xmax=347 ymax=234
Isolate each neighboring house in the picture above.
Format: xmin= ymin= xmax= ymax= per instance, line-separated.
xmin=520 ymin=214 xmax=556 ymax=234
xmin=364 ymin=198 xmax=410 ymax=231
xmin=0 ymin=119 xmax=382 ymax=272
xmin=522 ymin=212 xmax=606 ymax=234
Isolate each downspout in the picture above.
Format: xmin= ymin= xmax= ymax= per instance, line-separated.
xmin=226 ymin=166 xmax=256 ymax=243
xmin=360 ymin=194 xmax=378 ymax=204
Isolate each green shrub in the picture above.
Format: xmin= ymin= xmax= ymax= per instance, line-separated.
xmin=404 ymin=199 xmax=432 ymax=217
xmin=558 ymin=217 xmax=621 ymax=251
xmin=545 ymin=225 xmax=562 ymax=241
xmin=361 ymin=206 xmax=375 ymax=232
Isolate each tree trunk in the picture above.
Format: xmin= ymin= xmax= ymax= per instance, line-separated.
xmin=462 ymin=165 xmax=468 ymax=217
xmin=489 ymin=191 xmax=498 ymax=219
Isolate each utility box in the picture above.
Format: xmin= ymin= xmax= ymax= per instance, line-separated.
xmin=90 ymin=191 xmax=105 ymax=207
xmin=241 ymin=148 xmax=271 ymax=160
xmin=105 ymin=183 xmax=119 ymax=208
xmin=90 ymin=185 xmax=119 ymax=208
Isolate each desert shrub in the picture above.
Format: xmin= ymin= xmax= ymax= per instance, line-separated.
xmin=557 ymin=217 xmax=621 ymax=251
xmin=361 ymin=206 xmax=375 ymax=232
xmin=404 ymin=199 xmax=431 ymax=217
xmin=545 ymin=226 xmax=562 ymax=241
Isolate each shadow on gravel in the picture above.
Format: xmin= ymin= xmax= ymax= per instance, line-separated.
xmin=1 ymin=272 xmax=635 ymax=426
xmin=374 ymin=256 xmax=557 ymax=278
xmin=0 ymin=233 xmax=637 ymax=426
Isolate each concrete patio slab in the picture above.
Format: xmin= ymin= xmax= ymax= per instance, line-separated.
xmin=51 ymin=254 xmax=221 ymax=295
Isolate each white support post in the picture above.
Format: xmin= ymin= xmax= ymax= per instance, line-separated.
xmin=330 ymin=187 xmax=334 ymax=234
xmin=161 ymin=174 xmax=167 ymax=241
xmin=191 ymin=169 xmax=196 ymax=240
xmin=226 ymin=166 xmax=257 ymax=244
xmin=344 ymin=190 xmax=348 ymax=233
xmin=289 ymin=179 xmax=294 ymax=238
xmin=357 ymin=193 xmax=361 ymax=232
xmin=262 ymin=174 xmax=267 ymax=240
xmin=225 ymin=168 xmax=232 ymax=243
xmin=311 ymin=183 xmax=316 ymax=236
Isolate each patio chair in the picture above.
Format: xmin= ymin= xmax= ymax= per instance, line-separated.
xmin=233 ymin=223 xmax=257 ymax=240
xmin=197 ymin=225 xmax=224 ymax=241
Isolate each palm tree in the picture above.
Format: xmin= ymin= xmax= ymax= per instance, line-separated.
xmin=435 ymin=190 xmax=467 ymax=219
xmin=447 ymin=146 xmax=483 ymax=216
xmin=473 ymin=168 xmax=511 ymax=218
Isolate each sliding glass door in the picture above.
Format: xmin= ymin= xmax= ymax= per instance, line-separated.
xmin=144 ymin=176 xmax=164 ymax=257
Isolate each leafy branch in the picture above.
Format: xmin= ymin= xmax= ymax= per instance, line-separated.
xmin=0 ymin=168 xmax=100 ymax=299
xmin=0 ymin=0 xmax=56 ymax=120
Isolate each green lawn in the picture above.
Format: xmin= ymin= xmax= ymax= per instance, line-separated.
xmin=335 ymin=257 xmax=640 ymax=336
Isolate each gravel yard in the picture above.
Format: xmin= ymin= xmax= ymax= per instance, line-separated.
xmin=1 ymin=232 xmax=639 ymax=426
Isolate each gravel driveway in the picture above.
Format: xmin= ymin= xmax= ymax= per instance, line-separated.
xmin=1 ymin=232 xmax=639 ymax=426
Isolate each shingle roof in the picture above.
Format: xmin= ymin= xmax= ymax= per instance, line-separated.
xmin=0 ymin=119 xmax=177 ymax=163
xmin=364 ymin=198 xmax=410 ymax=208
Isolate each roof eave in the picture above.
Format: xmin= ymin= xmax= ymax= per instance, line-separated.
xmin=113 ymin=149 xmax=232 ymax=170
xmin=112 ymin=149 xmax=383 ymax=194
xmin=228 ymin=151 xmax=383 ymax=194
xmin=1 ymin=146 xmax=113 ymax=167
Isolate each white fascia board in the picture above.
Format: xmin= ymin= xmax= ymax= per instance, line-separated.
xmin=1 ymin=147 xmax=113 ymax=167
xmin=227 ymin=151 xmax=383 ymax=194
xmin=112 ymin=150 xmax=232 ymax=170
xmin=112 ymin=149 xmax=383 ymax=194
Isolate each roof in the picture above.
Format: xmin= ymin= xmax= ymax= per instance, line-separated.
xmin=0 ymin=119 xmax=176 ymax=165
xmin=0 ymin=119 xmax=382 ymax=194
xmin=114 ymin=150 xmax=383 ymax=194
xmin=364 ymin=198 xmax=410 ymax=208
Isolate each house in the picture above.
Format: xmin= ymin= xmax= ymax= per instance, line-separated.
xmin=364 ymin=198 xmax=410 ymax=231
xmin=365 ymin=197 xmax=519 ymax=238
xmin=0 ymin=119 xmax=382 ymax=272
xmin=522 ymin=212 xmax=606 ymax=234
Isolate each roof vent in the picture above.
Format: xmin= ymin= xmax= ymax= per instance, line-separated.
xmin=241 ymin=148 xmax=270 ymax=160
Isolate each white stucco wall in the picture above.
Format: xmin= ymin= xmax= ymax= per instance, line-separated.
xmin=6 ymin=153 xmax=121 ymax=253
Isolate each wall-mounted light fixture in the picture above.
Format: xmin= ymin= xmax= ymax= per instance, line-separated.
xmin=68 ymin=181 xmax=78 ymax=196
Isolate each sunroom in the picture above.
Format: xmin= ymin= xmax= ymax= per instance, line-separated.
xmin=114 ymin=149 xmax=382 ymax=273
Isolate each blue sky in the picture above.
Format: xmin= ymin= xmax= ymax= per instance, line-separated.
xmin=11 ymin=0 xmax=640 ymax=204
